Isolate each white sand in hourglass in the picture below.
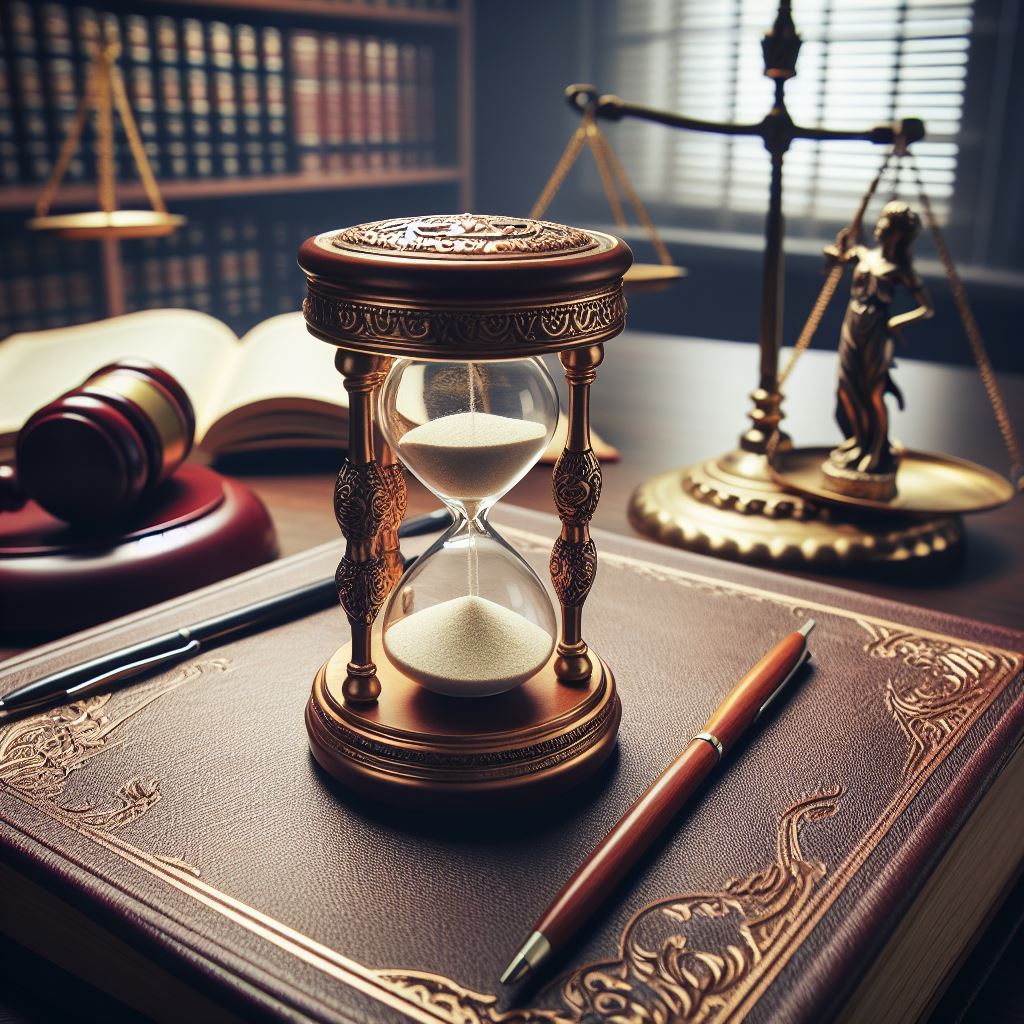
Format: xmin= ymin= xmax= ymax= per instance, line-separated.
xmin=398 ymin=411 xmax=547 ymax=509
xmin=384 ymin=594 xmax=554 ymax=696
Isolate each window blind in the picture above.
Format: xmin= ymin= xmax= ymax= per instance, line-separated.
xmin=602 ymin=0 xmax=973 ymax=230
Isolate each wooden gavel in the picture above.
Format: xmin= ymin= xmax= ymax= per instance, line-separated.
xmin=0 ymin=361 xmax=195 ymax=525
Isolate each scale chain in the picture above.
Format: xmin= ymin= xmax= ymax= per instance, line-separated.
xmin=530 ymin=108 xmax=675 ymax=267
xmin=908 ymin=155 xmax=1023 ymax=491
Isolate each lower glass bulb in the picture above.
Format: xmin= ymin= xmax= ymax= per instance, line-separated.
xmin=382 ymin=516 xmax=557 ymax=697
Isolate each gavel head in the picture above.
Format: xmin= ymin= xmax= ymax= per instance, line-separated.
xmin=15 ymin=360 xmax=195 ymax=524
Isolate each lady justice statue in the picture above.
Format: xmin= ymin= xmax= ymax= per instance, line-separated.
xmin=822 ymin=201 xmax=934 ymax=500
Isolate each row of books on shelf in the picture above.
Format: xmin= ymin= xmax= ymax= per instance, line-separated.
xmin=0 ymin=2 xmax=441 ymax=187
xmin=0 ymin=214 xmax=317 ymax=339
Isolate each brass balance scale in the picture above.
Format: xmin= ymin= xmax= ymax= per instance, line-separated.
xmin=29 ymin=27 xmax=184 ymax=241
xmin=535 ymin=3 xmax=1021 ymax=567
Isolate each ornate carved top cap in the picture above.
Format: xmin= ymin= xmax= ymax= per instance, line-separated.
xmin=328 ymin=213 xmax=600 ymax=260
xmin=298 ymin=212 xmax=632 ymax=359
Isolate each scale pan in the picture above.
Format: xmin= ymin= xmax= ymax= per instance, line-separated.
xmin=624 ymin=263 xmax=686 ymax=293
xmin=29 ymin=210 xmax=186 ymax=240
xmin=771 ymin=446 xmax=1016 ymax=518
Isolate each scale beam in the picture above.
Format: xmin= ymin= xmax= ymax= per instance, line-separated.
xmin=563 ymin=2 xmax=927 ymax=456
xmin=567 ymin=87 xmax=924 ymax=153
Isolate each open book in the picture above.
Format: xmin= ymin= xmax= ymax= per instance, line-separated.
xmin=0 ymin=309 xmax=619 ymax=463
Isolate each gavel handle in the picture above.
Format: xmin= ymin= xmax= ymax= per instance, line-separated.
xmin=0 ymin=464 xmax=27 ymax=512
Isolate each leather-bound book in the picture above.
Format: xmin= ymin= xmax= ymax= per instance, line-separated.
xmin=1 ymin=506 xmax=1021 ymax=1023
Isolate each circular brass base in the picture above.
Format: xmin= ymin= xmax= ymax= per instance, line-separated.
xmin=628 ymin=449 xmax=963 ymax=568
xmin=306 ymin=642 xmax=620 ymax=807
xmin=772 ymin=447 xmax=1016 ymax=517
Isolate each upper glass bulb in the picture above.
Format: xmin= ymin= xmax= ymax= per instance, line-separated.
xmin=378 ymin=357 xmax=559 ymax=518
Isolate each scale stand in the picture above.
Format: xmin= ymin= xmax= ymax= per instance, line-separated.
xmin=577 ymin=2 xmax=960 ymax=567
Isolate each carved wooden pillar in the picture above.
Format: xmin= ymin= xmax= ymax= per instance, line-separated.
xmin=333 ymin=351 xmax=397 ymax=706
xmin=551 ymin=343 xmax=604 ymax=684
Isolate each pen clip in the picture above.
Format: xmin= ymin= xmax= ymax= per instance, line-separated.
xmin=754 ymin=648 xmax=810 ymax=725
xmin=65 ymin=638 xmax=201 ymax=698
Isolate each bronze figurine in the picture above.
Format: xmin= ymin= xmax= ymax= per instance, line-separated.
xmin=823 ymin=201 xmax=933 ymax=499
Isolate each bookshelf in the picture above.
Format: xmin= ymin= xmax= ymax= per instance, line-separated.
xmin=0 ymin=0 xmax=475 ymax=336
xmin=0 ymin=167 xmax=465 ymax=211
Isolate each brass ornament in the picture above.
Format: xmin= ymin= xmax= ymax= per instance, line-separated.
xmin=334 ymin=556 xmax=392 ymax=627
xmin=302 ymin=285 xmax=628 ymax=359
xmin=333 ymin=461 xmax=393 ymax=540
xmin=819 ymin=201 xmax=932 ymax=499
xmin=331 ymin=212 xmax=597 ymax=259
xmin=629 ymin=462 xmax=964 ymax=567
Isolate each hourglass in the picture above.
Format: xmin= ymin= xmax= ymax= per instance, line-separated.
xmin=298 ymin=213 xmax=632 ymax=805
xmin=379 ymin=357 xmax=559 ymax=697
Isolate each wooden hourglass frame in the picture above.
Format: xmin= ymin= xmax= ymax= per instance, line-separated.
xmin=298 ymin=213 xmax=633 ymax=806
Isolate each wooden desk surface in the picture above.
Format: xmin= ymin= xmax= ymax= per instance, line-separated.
xmin=239 ymin=332 xmax=1024 ymax=633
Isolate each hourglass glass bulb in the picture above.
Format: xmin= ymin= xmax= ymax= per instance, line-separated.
xmin=378 ymin=358 xmax=559 ymax=517
xmin=379 ymin=357 xmax=561 ymax=697
xmin=382 ymin=518 xmax=557 ymax=696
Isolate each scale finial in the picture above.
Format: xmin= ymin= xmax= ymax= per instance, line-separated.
xmin=762 ymin=1 xmax=802 ymax=80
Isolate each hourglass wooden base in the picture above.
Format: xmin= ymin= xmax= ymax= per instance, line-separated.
xmin=306 ymin=641 xmax=621 ymax=807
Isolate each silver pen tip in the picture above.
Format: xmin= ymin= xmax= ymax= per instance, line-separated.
xmin=500 ymin=930 xmax=551 ymax=986
xmin=798 ymin=619 xmax=816 ymax=638
xmin=500 ymin=953 xmax=532 ymax=986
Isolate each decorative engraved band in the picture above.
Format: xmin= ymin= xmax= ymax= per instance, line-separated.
xmin=694 ymin=731 xmax=724 ymax=761
xmin=302 ymin=283 xmax=627 ymax=359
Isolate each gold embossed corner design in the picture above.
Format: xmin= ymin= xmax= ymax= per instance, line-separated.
xmin=331 ymin=214 xmax=598 ymax=259
xmin=0 ymin=660 xmax=228 ymax=866
xmin=859 ymin=621 xmax=1020 ymax=776
xmin=375 ymin=787 xmax=844 ymax=1024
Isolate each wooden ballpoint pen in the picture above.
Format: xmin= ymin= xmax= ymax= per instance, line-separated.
xmin=500 ymin=619 xmax=815 ymax=986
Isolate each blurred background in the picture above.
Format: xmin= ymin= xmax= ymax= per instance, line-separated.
xmin=1 ymin=0 xmax=1021 ymax=368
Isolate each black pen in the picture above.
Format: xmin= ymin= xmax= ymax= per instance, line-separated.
xmin=0 ymin=507 xmax=451 ymax=717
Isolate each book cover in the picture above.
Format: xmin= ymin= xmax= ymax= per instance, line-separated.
xmin=8 ymin=2 xmax=51 ymax=184
xmin=417 ymin=43 xmax=436 ymax=167
xmin=381 ymin=38 xmax=401 ymax=170
xmin=0 ymin=508 xmax=1021 ymax=1023
xmin=121 ymin=13 xmax=159 ymax=181
xmin=39 ymin=2 xmax=85 ymax=181
xmin=362 ymin=36 xmax=384 ymax=171
xmin=321 ymin=35 xmax=345 ymax=173
xmin=0 ymin=57 xmax=23 ymax=185
xmin=207 ymin=20 xmax=240 ymax=179
xmin=341 ymin=34 xmax=367 ymax=172
xmin=153 ymin=15 xmax=189 ymax=180
xmin=260 ymin=26 xmax=288 ymax=176
xmin=289 ymin=30 xmax=322 ymax=175
xmin=234 ymin=23 xmax=264 ymax=176
xmin=182 ymin=17 xmax=213 ymax=178
xmin=399 ymin=42 xmax=418 ymax=168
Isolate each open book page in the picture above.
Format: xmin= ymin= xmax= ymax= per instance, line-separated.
xmin=0 ymin=310 xmax=239 ymax=450
xmin=200 ymin=312 xmax=346 ymax=451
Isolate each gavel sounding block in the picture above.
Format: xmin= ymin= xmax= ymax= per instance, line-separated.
xmin=0 ymin=465 xmax=277 ymax=641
